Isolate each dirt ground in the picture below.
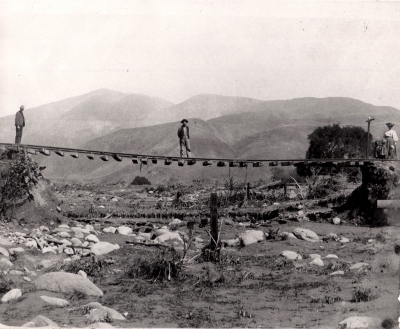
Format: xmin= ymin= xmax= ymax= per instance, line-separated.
xmin=0 ymin=184 xmax=398 ymax=328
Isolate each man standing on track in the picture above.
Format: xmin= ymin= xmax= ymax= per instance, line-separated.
xmin=15 ymin=105 xmax=25 ymax=145
xmin=177 ymin=119 xmax=191 ymax=157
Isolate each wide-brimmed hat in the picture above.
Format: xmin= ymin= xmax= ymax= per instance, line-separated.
xmin=181 ymin=119 xmax=188 ymax=123
xmin=386 ymin=122 xmax=394 ymax=128
xmin=20 ymin=105 xmax=24 ymax=110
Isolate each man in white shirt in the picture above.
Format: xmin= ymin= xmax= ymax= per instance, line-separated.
xmin=177 ymin=119 xmax=191 ymax=157
xmin=384 ymin=122 xmax=398 ymax=159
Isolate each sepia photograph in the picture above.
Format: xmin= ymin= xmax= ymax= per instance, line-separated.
xmin=0 ymin=0 xmax=399 ymax=328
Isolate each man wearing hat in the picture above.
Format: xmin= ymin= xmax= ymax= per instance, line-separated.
xmin=15 ymin=105 xmax=25 ymax=145
xmin=384 ymin=122 xmax=398 ymax=159
xmin=177 ymin=119 xmax=191 ymax=157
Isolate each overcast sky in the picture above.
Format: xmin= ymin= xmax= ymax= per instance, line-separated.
xmin=1 ymin=0 xmax=399 ymax=117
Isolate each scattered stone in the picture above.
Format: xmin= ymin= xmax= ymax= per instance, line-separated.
xmin=239 ymin=230 xmax=265 ymax=246
xmin=70 ymin=238 xmax=82 ymax=247
xmin=64 ymin=248 xmax=75 ymax=255
xmin=40 ymin=295 xmax=70 ymax=307
xmin=71 ymin=227 xmax=91 ymax=234
xmin=338 ymin=316 xmax=381 ymax=328
xmin=138 ymin=232 xmax=152 ymax=240
xmin=326 ymin=233 xmax=340 ymax=241
xmin=23 ymin=277 xmax=31 ymax=282
xmin=42 ymin=246 xmax=57 ymax=254
xmin=8 ymin=270 xmax=24 ymax=275
xmin=74 ymin=231 xmax=84 ymax=239
xmin=1 ymin=289 xmax=22 ymax=303
xmin=0 ymin=258 xmax=13 ymax=268
xmin=103 ymin=227 xmax=117 ymax=234
xmin=154 ymin=232 xmax=183 ymax=247
xmin=116 ymin=226 xmax=133 ymax=236
xmin=339 ymin=237 xmax=350 ymax=243
xmin=309 ymin=254 xmax=321 ymax=259
xmin=39 ymin=226 xmax=50 ymax=232
xmin=324 ymin=254 xmax=338 ymax=259
xmin=22 ymin=315 xmax=58 ymax=327
xmin=83 ymin=301 xmax=126 ymax=321
xmin=58 ymin=224 xmax=70 ymax=229
xmin=25 ymin=240 xmax=38 ymax=248
xmin=91 ymin=242 xmax=119 ymax=256
xmin=153 ymin=229 xmax=170 ymax=237
xmin=78 ymin=270 xmax=87 ymax=278
xmin=332 ymin=217 xmax=341 ymax=225
xmin=35 ymin=272 xmax=103 ymax=296
xmin=309 ymin=258 xmax=324 ymax=267
xmin=169 ymin=218 xmax=183 ymax=229
xmin=281 ymin=251 xmax=302 ymax=260
xmin=280 ymin=232 xmax=297 ymax=239
xmin=221 ymin=238 xmax=240 ymax=247
xmin=56 ymin=206 xmax=62 ymax=213
xmin=8 ymin=247 xmax=24 ymax=255
xmin=330 ymin=271 xmax=344 ymax=276
xmin=349 ymin=263 xmax=370 ymax=271
xmin=38 ymin=259 xmax=58 ymax=269
xmin=0 ymin=247 xmax=9 ymax=258
xmin=292 ymin=228 xmax=319 ymax=242
xmin=85 ymin=234 xmax=100 ymax=243
xmin=58 ymin=232 xmax=71 ymax=238
xmin=15 ymin=232 xmax=26 ymax=237
xmin=111 ymin=197 xmax=118 ymax=202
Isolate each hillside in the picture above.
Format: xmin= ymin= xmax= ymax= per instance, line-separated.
xmin=37 ymin=96 xmax=400 ymax=185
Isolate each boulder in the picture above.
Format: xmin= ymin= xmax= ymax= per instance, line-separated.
xmin=22 ymin=315 xmax=58 ymax=327
xmin=117 ymin=226 xmax=133 ymax=236
xmin=0 ymin=257 xmax=13 ymax=268
xmin=85 ymin=234 xmax=100 ymax=243
xmin=332 ymin=217 xmax=341 ymax=225
xmin=0 ymin=237 xmax=12 ymax=246
xmin=153 ymin=229 xmax=170 ymax=237
xmin=78 ymin=270 xmax=87 ymax=278
xmin=103 ymin=227 xmax=117 ymax=234
xmin=35 ymin=272 xmax=103 ymax=296
xmin=324 ymin=254 xmax=338 ymax=259
xmin=39 ymin=226 xmax=50 ymax=232
xmin=58 ymin=224 xmax=70 ymax=229
xmin=83 ymin=302 xmax=126 ymax=321
xmin=239 ymin=230 xmax=265 ymax=246
xmin=23 ymin=277 xmax=31 ymax=282
xmin=0 ymin=247 xmax=9 ymax=258
xmin=330 ymin=271 xmax=344 ymax=276
xmin=40 ymin=295 xmax=70 ymax=307
xmin=168 ymin=218 xmax=183 ymax=229
xmin=309 ymin=258 xmax=324 ymax=267
xmin=42 ymin=246 xmax=57 ymax=254
xmin=349 ymin=263 xmax=370 ymax=271
xmin=8 ymin=270 xmax=24 ymax=275
xmin=154 ymin=232 xmax=184 ymax=249
xmin=1 ymin=289 xmax=22 ymax=303
xmin=74 ymin=231 xmax=85 ymax=239
xmin=138 ymin=232 xmax=152 ymax=240
xmin=58 ymin=232 xmax=71 ymax=238
xmin=338 ymin=316 xmax=381 ymax=328
xmin=70 ymin=238 xmax=82 ymax=247
xmin=25 ymin=240 xmax=38 ymax=248
xmin=292 ymin=228 xmax=319 ymax=242
xmin=91 ymin=242 xmax=120 ymax=256
xmin=339 ymin=237 xmax=350 ymax=243
xmin=309 ymin=254 xmax=321 ymax=259
xmin=71 ymin=227 xmax=91 ymax=235
xmin=64 ymin=248 xmax=75 ymax=255
xmin=221 ymin=238 xmax=240 ymax=247
xmin=281 ymin=251 xmax=302 ymax=260
xmin=9 ymin=247 xmax=24 ymax=255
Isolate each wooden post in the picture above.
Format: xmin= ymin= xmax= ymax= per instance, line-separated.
xmin=210 ymin=192 xmax=218 ymax=246
xmin=247 ymin=182 xmax=250 ymax=201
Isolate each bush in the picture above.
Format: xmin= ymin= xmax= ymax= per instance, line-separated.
xmin=130 ymin=176 xmax=151 ymax=185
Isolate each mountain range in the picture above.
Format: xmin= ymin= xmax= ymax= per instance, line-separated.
xmin=1 ymin=89 xmax=399 ymax=184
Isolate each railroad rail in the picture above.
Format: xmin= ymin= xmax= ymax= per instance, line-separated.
xmin=1 ymin=142 xmax=398 ymax=168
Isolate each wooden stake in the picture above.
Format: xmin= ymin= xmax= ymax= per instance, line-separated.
xmin=210 ymin=192 xmax=218 ymax=246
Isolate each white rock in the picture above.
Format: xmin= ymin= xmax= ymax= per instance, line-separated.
xmin=103 ymin=227 xmax=117 ymax=234
xmin=117 ymin=226 xmax=133 ymax=235
xmin=154 ymin=232 xmax=184 ymax=248
xmin=349 ymin=262 xmax=370 ymax=271
xmin=71 ymin=227 xmax=91 ymax=234
xmin=58 ymin=231 xmax=71 ymax=238
xmin=83 ymin=301 xmax=126 ymax=321
xmin=25 ymin=240 xmax=37 ymax=248
xmin=111 ymin=197 xmax=118 ymax=202
xmin=99 ymin=205 xmax=105 ymax=208
xmin=239 ymin=230 xmax=265 ymax=246
xmin=78 ymin=270 xmax=87 ymax=278
xmin=0 ymin=237 xmax=12 ymax=246
xmin=153 ymin=229 xmax=170 ymax=237
xmin=85 ymin=225 xmax=94 ymax=231
xmin=91 ymin=242 xmax=120 ymax=256
xmin=339 ymin=237 xmax=350 ymax=243
xmin=58 ymin=224 xmax=70 ymax=229
xmin=280 ymin=232 xmax=297 ymax=239
xmin=22 ymin=315 xmax=58 ymax=327
xmin=8 ymin=270 xmax=24 ymax=275
xmin=309 ymin=254 xmax=321 ymax=259
xmin=281 ymin=251 xmax=302 ymax=260
xmin=169 ymin=218 xmax=183 ymax=229
xmin=8 ymin=247 xmax=24 ymax=255
xmin=35 ymin=272 xmax=103 ymax=296
xmin=42 ymin=246 xmax=57 ymax=254
xmin=324 ymin=254 xmax=338 ymax=259
xmin=138 ymin=232 xmax=151 ymax=240
xmin=64 ymin=248 xmax=75 ymax=255
xmin=70 ymin=238 xmax=82 ymax=247
xmin=221 ymin=238 xmax=240 ymax=247
xmin=338 ymin=316 xmax=381 ymax=328
xmin=74 ymin=231 xmax=84 ymax=239
xmin=40 ymin=225 xmax=50 ymax=232
xmin=0 ymin=247 xmax=9 ymax=258
xmin=309 ymin=258 xmax=324 ymax=267
xmin=330 ymin=271 xmax=344 ymax=276
xmin=1 ymin=289 xmax=22 ymax=303
xmin=15 ymin=232 xmax=26 ymax=237
xmin=82 ymin=241 xmax=90 ymax=247
xmin=332 ymin=217 xmax=341 ymax=225
xmin=0 ymin=257 xmax=13 ymax=268
xmin=40 ymin=295 xmax=70 ymax=307
xmin=292 ymin=227 xmax=319 ymax=242
xmin=85 ymin=234 xmax=100 ymax=243
xmin=23 ymin=277 xmax=31 ymax=282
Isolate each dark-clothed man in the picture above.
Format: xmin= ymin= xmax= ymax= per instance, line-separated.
xmin=15 ymin=105 xmax=25 ymax=145
xmin=177 ymin=119 xmax=191 ymax=157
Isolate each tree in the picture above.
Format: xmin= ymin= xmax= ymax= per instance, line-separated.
xmin=306 ymin=124 xmax=373 ymax=159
